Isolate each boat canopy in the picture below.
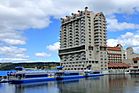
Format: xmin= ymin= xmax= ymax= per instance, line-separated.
xmin=56 ymin=66 xmax=64 ymax=70
xmin=15 ymin=66 xmax=24 ymax=71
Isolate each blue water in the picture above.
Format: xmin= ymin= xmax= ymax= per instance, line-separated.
xmin=0 ymin=75 xmax=139 ymax=93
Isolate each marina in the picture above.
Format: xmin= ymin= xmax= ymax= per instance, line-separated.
xmin=0 ymin=66 xmax=104 ymax=84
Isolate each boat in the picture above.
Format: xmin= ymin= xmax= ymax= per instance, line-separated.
xmin=0 ymin=78 xmax=8 ymax=83
xmin=8 ymin=66 xmax=56 ymax=84
xmin=84 ymin=70 xmax=104 ymax=77
xmin=55 ymin=71 xmax=84 ymax=80
xmin=55 ymin=66 xmax=104 ymax=80
xmin=55 ymin=66 xmax=84 ymax=80
xmin=55 ymin=71 xmax=103 ymax=80
xmin=125 ymin=68 xmax=139 ymax=75
xmin=0 ymin=76 xmax=9 ymax=83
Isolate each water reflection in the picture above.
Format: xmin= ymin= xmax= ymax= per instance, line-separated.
xmin=57 ymin=77 xmax=104 ymax=93
xmin=14 ymin=82 xmax=59 ymax=93
xmin=1 ymin=75 xmax=139 ymax=93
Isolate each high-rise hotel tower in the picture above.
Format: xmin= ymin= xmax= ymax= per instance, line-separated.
xmin=59 ymin=7 xmax=108 ymax=72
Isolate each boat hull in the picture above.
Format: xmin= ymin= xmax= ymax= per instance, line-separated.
xmin=9 ymin=77 xmax=56 ymax=84
xmin=85 ymin=74 xmax=104 ymax=77
xmin=130 ymin=73 xmax=139 ymax=75
xmin=0 ymin=81 xmax=8 ymax=83
xmin=56 ymin=74 xmax=103 ymax=80
xmin=9 ymin=74 xmax=104 ymax=84
xmin=56 ymin=75 xmax=84 ymax=80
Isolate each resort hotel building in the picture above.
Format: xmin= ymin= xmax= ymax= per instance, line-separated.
xmin=59 ymin=7 xmax=108 ymax=73
xmin=107 ymin=44 xmax=129 ymax=74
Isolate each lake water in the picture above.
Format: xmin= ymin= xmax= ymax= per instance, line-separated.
xmin=0 ymin=75 xmax=139 ymax=93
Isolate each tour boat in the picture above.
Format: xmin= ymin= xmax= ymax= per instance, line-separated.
xmin=55 ymin=66 xmax=104 ymax=80
xmin=55 ymin=71 xmax=84 ymax=80
xmin=125 ymin=68 xmax=139 ymax=75
xmin=8 ymin=67 xmax=56 ymax=84
xmin=84 ymin=70 xmax=104 ymax=77
xmin=55 ymin=70 xmax=103 ymax=80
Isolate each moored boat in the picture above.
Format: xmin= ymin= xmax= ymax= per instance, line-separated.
xmin=55 ymin=66 xmax=104 ymax=80
xmin=0 ymin=78 xmax=8 ymax=83
xmin=55 ymin=71 xmax=84 ymax=80
xmin=84 ymin=70 xmax=104 ymax=77
xmin=125 ymin=68 xmax=139 ymax=75
xmin=8 ymin=67 xmax=56 ymax=84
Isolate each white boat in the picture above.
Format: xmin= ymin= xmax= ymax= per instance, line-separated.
xmin=125 ymin=68 xmax=139 ymax=75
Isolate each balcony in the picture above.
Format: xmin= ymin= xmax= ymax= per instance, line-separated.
xmin=94 ymin=37 xmax=102 ymax=40
xmin=96 ymin=32 xmax=102 ymax=36
xmin=94 ymin=18 xmax=101 ymax=21
xmin=81 ymin=21 xmax=85 ymax=24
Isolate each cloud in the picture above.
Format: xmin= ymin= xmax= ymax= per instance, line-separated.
xmin=133 ymin=47 xmax=139 ymax=53
xmin=1 ymin=0 xmax=139 ymax=32
xmin=0 ymin=0 xmax=139 ymax=62
xmin=35 ymin=52 xmax=51 ymax=58
xmin=47 ymin=42 xmax=60 ymax=51
xmin=107 ymin=39 xmax=119 ymax=47
xmin=107 ymin=18 xmax=139 ymax=31
xmin=107 ymin=31 xmax=139 ymax=53
xmin=0 ymin=30 xmax=26 ymax=45
xmin=2 ymin=39 xmax=26 ymax=45
xmin=0 ymin=46 xmax=29 ymax=62
xmin=89 ymin=0 xmax=139 ymax=15
xmin=0 ymin=58 xmax=29 ymax=63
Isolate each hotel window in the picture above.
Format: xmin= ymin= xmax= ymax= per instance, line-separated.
xmin=95 ymin=61 xmax=98 ymax=63
xmin=133 ymin=66 xmax=138 ymax=68
xmin=134 ymin=61 xmax=138 ymax=64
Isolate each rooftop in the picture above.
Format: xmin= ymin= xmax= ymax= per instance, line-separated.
xmin=133 ymin=57 xmax=139 ymax=61
xmin=108 ymin=62 xmax=130 ymax=68
xmin=107 ymin=47 xmax=121 ymax=51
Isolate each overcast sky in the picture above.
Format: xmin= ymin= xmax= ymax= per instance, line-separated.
xmin=0 ymin=0 xmax=139 ymax=63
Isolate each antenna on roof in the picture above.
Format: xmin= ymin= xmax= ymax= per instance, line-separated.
xmin=85 ymin=7 xmax=88 ymax=11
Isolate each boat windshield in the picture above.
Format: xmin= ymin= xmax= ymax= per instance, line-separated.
xmin=15 ymin=66 xmax=24 ymax=71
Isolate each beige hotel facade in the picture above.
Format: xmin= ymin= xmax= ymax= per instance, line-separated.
xmin=59 ymin=7 xmax=108 ymax=73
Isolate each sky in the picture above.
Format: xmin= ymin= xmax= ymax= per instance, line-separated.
xmin=0 ymin=0 xmax=139 ymax=63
